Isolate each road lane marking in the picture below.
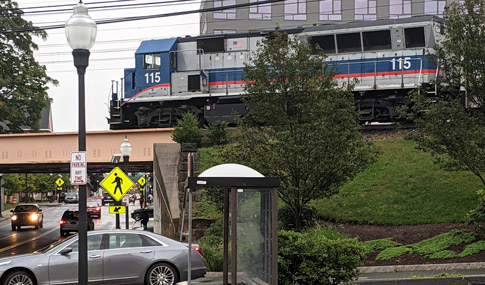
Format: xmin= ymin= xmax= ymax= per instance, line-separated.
xmin=0 ymin=227 xmax=58 ymax=253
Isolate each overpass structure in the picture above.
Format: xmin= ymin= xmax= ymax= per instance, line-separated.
xmin=0 ymin=128 xmax=175 ymax=174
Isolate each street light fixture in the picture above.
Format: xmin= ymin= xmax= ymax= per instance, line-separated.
xmin=65 ymin=1 xmax=96 ymax=284
xmin=120 ymin=136 xmax=132 ymax=229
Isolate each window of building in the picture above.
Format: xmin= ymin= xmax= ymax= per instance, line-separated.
xmin=404 ymin=27 xmax=426 ymax=48
xmin=337 ymin=32 xmax=362 ymax=53
xmin=214 ymin=29 xmax=237 ymax=34
xmin=354 ymin=0 xmax=376 ymax=20
xmin=309 ymin=34 xmax=336 ymax=54
xmin=250 ymin=0 xmax=272 ymax=20
xmin=319 ymin=0 xmax=341 ymax=21
xmin=424 ymin=0 xmax=446 ymax=16
xmin=143 ymin=53 xmax=161 ymax=70
xmin=363 ymin=30 xmax=392 ymax=51
xmin=213 ymin=0 xmax=236 ymax=20
xmin=284 ymin=0 xmax=307 ymax=20
xmin=389 ymin=0 xmax=411 ymax=19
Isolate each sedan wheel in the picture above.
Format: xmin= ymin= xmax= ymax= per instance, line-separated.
xmin=4 ymin=270 xmax=35 ymax=285
xmin=146 ymin=263 xmax=178 ymax=285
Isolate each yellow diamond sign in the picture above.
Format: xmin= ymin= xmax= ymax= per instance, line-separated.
xmin=100 ymin=167 xmax=134 ymax=201
xmin=55 ymin=178 xmax=64 ymax=187
xmin=138 ymin=176 xmax=146 ymax=186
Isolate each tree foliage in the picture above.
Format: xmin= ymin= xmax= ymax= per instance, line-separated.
xmin=0 ymin=1 xmax=57 ymax=133
xmin=225 ymin=31 xmax=377 ymax=231
xmin=406 ymin=0 xmax=485 ymax=230
xmin=171 ymin=112 xmax=203 ymax=146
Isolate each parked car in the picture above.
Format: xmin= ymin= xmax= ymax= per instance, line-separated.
xmin=0 ymin=230 xmax=206 ymax=284
xmin=59 ymin=210 xmax=94 ymax=236
xmin=10 ymin=204 xmax=44 ymax=231
xmin=64 ymin=192 xmax=78 ymax=203
xmin=87 ymin=201 xmax=101 ymax=218
xmin=101 ymin=192 xmax=115 ymax=206
xmin=131 ymin=204 xmax=154 ymax=221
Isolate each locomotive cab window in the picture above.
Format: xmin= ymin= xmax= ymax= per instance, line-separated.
xmin=404 ymin=27 xmax=426 ymax=48
xmin=144 ymin=53 xmax=161 ymax=70
xmin=197 ymin=37 xmax=225 ymax=53
xmin=337 ymin=32 xmax=362 ymax=53
xmin=309 ymin=35 xmax=336 ymax=54
xmin=363 ymin=30 xmax=392 ymax=51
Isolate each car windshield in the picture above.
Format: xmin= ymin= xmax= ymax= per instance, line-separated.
xmin=14 ymin=205 xmax=36 ymax=212
xmin=66 ymin=193 xmax=76 ymax=197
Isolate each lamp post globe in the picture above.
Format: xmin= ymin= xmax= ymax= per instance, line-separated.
xmin=65 ymin=1 xmax=96 ymax=284
xmin=120 ymin=136 xmax=133 ymax=159
xmin=65 ymin=1 xmax=96 ymax=51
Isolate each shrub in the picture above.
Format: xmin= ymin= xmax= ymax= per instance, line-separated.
xmin=428 ymin=250 xmax=457 ymax=259
xmin=278 ymin=230 xmax=365 ymax=285
xmin=466 ymin=189 xmax=485 ymax=234
xmin=171 ymin=112 xmax=202 ymax=146
xmin=363 ymin=238 xmax=401 ymax=254
xmin=376 ymin=246 xmax=411 ymax=260
xmin=279 ymin=204 xmax=317 ymax=231
xmin=205 ymin=121 xmax=228 ymax=146
xmin=197 ymin=219 xmax=224 ymax=272
xmin=411 ymin=229 xmax=475 ymax=257
xmin=458 ymin=240 xmax=485 ymax=257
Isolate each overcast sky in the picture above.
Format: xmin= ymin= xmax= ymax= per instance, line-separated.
xmin=17 ymin=0 xmax=201 ymax=132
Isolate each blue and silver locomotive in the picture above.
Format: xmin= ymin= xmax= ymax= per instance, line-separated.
xmin=109 ymin=15 xmax=442 ymax=129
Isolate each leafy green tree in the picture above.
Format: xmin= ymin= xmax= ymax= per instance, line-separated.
xmin=205 ymin=121 xmax=228 ymax=146
xmin=225 ymin=31 xmax=377 ymax=231
xmin=171 ymin=112 xmax=203 ymax=146
xmin=0 ymin=1 xmax=57 ymax=133
xmin=406 ymin=0 xmax=485 ymax=230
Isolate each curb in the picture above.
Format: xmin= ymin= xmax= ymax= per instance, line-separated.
xmin=358 ymin=262 xmax=485 ymax=274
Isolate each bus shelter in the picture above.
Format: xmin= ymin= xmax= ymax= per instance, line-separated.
xmin=187 ymin=163 xmax=280 ymax=284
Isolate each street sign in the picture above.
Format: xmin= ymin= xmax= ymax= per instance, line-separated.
xmin=109 ymin=205 xmax=126 ymax=214
xmin=56 ymin=186 xmax=62 ymax=191
xmin=70 ymin=152 xmax=87 ymax=185
xmin=138 ymin=176 xmax=146 ymax=186
xmin=139 ymin=187 xmax=145 ymax=192
xmin=55 ymin=178 xmax=64 ymax=187
xmin=100 ymin=167 xmax=134 ymax=201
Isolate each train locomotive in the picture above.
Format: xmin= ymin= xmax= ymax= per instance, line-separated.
xmin=108 ymin=15 xmax=442 ymax=129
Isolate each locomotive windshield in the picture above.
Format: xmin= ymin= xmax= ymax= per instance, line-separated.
xmin=363 ymin=30 xmax=392 ymax=51
xmin=404 ymin=27 xmax=426 ymax=48
xmin=144 ymin=53 xmax=161 ymax=70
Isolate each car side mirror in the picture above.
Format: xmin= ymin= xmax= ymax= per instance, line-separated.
xmin=59 ymin=247 xmax=73 ymax=255
xmin=39 ymin=209 xmax=43 ymax=212
xmin=10 ymin=210 xmax=13 ymax=213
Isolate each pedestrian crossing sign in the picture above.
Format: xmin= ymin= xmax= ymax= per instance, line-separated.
xmin=55 ymin=178 xmax=64 ymax=187
xmin=100 ymin=167 xmax=134 ymax=201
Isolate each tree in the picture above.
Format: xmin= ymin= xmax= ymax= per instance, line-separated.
xmin=225 ymin=31 xmax=377 ymax=231
xmin=171 ymin=112 xmax=203 ymax=146
xmin=406 ymin=0 xmax=485 ymax=231
xmin=0 ymin=1 xmax=57 ymax=133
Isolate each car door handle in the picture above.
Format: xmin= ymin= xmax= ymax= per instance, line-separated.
xmin=89 ymin=254 xmax=101 ymax=259
xmin=140 ymin=250 xmax=152 ymax=254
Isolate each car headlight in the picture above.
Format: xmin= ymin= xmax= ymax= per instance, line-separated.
xmin=131 ymin=211 xmax=135 ymax=214
xmin=11 ymin=215 xmax=17 ymax=221
xmin=30 ymin=213 xmax=39 ymax=221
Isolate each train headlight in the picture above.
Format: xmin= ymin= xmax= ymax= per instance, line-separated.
xmin=30 ymin=213 xmax=39 ymax=221
xmin=11 ymin=215 xmax=17 ymax=221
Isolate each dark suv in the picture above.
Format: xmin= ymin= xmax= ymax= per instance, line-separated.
xmin=101 ymin=192 xmax=114 ymax=206
xmin=59 ymin=210 xmax=94 ymax=236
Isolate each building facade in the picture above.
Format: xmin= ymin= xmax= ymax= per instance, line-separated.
xmin=200 ymin=0 xmax=463 ymax=35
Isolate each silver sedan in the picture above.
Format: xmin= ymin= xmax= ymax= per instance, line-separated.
xmin=0 ymin=230 xmax=206 ymax=285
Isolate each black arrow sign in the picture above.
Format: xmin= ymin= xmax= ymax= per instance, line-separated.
xmin=114 ymin=206 xmax=121 ymax=213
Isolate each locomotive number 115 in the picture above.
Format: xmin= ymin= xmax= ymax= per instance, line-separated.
xmin=391 ymin=57 xmax=412 ymax=70
xmin=145 ymin=72 xmax=161 ymax=84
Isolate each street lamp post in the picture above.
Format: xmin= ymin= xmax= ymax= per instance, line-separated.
xmin=65 ymin=1 xmax=96 ymax=284
xmin=120 ymin=136 xmax=132 ymax=229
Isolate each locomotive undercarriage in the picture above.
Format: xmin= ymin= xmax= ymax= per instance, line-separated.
xmin=355 ymin=90 xmax=412 ymax=124
xmin=109 ymin=90 xmax=422 ymax=129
